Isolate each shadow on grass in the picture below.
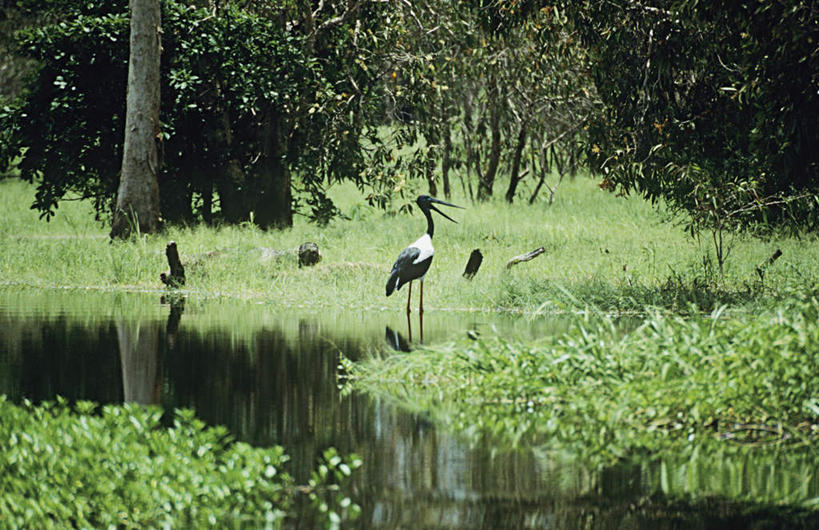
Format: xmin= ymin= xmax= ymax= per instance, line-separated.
xmin=500 ymin=271 xmax=794 ymax=315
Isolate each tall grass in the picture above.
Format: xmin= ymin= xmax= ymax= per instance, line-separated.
xmin=2 ymin=176 xmax=819 ymax=313
xmin=350 ymin=290 xmax=819 ymax=489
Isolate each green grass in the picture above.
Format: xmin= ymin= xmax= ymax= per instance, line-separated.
xmin=348 ymin=292 xmax=819 ymax=506
xmin=2 ymin=176 xmax=818 ymax=314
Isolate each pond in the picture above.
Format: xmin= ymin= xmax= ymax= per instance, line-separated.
xmin=1 ymin=288 xmax=816 ymax=528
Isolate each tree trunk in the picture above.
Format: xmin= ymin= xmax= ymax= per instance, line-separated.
xmin=426 ymin=165 xmax=438 ymax=196
xmin=504 ymin=119 xmax=528 ymax=203
xmin=461 ymin=95 xmax=476 ymax=201
xmin=213 ymin=98 xmax=250 ymax=223
xmin=477 ymin=96 xmax=502 ymax=201
xmin=441 ymin=100 xmax=452 ymax=199
xmin=111 ymin=0 xmax=162 ymax=238
xmin=254 ymin=110 xmax=292 ymax=229
xmin=215 ymin=158 xmax=248 ymax=223
xmin=529 ymin=140 xmax=549 ymax=204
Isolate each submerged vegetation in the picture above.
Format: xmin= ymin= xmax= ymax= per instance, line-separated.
xmin=351 ymin=293 xmax=819 ymax=458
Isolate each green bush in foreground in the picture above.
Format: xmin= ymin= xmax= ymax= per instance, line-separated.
xmin=0 ymin=397 xmax=361 ymax=528
xmin=352 ymin=288 xmax=819 ymax=467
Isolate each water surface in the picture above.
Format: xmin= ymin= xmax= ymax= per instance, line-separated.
xmin=0 ymin=289 xmax=816 ymax=528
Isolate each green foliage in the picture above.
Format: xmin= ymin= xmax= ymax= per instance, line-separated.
xmin=563 ymin=0 xmax=819 ymax=233
xmin=1 ymin=0 xmax=396 ymax=226
xmin=12 ymin=10 xmax=130 ymax=220
xmin=4 ymin=0 xmax=816 ymax=236
xmin=306 ymin=448 xmax=363 ymax=528
xmin=0 ymin=397 xmax=361 ymax=528
xmin=0 ymin=2 xmax=37 ymax=103
xmin=2 ymin=1 xmax=308 ymax=224
xmin=352 ymin=290 xmax=819 ymax=472
xmin=379 ymin=2 xmax=595 ymax=204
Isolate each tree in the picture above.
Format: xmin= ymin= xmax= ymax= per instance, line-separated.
xmin=0 ymin=3 xmax=34 ymax=104
xmin=0 ymin=0 xmax=396 ymax=227
xmin=110 ymin=0 xmax=162 ymax=238
xmin=561 ymin=1 xmax=819 ymax=236
xmin=377 ymin=1 xmax=595 ymax=206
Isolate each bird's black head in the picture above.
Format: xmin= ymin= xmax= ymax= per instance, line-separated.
xmin=416 ymin=195 xmax=463 ymax=223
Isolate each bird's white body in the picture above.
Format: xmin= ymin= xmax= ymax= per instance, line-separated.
xmin=410 ymin=233 xmax=434 ymax=265
xmin=386 ymin=234 xmax=434 ymax=295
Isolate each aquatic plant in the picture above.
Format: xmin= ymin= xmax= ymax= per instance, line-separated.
xmin=351 ymin=289 xmax=819 ymax=508
xmin=0 ymin=397 xmax=361 ymax=528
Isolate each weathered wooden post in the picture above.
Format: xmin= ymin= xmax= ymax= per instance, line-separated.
xmin=160 ymin=241 xmax=186 ymax=287
xmin=463 ymin=249 xmax=483 ymax=279
xmin=756 ymin=248 xmax=782 ymax=281
xmin=506 ymin=247 xmax=545 ymax=269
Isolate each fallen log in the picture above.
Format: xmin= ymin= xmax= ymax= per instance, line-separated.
xmin=187 ymin=242 xmax=321 ymax=269
xmin=506 ymin=247 xmax=545 ymax=269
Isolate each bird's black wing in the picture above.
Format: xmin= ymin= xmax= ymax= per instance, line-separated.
xmin=386 ymin=246 xmax=421 ymax=296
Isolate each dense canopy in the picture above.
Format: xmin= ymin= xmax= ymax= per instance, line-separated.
xmin=0 ymin=0 xmax=816 ymax=236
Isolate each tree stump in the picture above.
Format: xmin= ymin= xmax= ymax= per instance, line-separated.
xmin=463 ymin=249 xmax=483 ymax=279
xmin=160 ymin=241 xmax=186 ymax=287
xmin=298 ymin=242 xmax=321 ymax=267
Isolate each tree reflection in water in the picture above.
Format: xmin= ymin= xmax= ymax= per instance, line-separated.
xmin=0 ymin=292 xmax=816 ymax=528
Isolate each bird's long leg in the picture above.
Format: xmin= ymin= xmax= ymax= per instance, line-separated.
xmin=419 ymin=280 xmax=424 ymax=316
xmin=406 ymin=281 xmax=412 ymax=314
xmin=406 ymin=309 xmax=413 ymax=343
xmin=419 ymin=303 xmax=424 ymax=343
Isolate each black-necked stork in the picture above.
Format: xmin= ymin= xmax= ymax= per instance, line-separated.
xmin=386 ymin=195 xmax=463 ymax=314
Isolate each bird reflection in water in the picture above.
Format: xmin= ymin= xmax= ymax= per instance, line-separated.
xmin=385 ymin=310 xmax=425 ymax=351
xmin=385 ymin=325 xmax=411 ymax=352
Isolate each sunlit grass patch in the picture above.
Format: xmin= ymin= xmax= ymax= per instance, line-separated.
xmin=3 ymin=175 xmax=819 ymax=315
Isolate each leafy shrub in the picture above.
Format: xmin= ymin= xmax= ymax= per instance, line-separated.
xmin=1 ymin=0 xmax=395 ymax=226
xmin=0 ymin=397 xmax=360 ymax=528
xmin=2 ymin=2 xmax=308 ymax=225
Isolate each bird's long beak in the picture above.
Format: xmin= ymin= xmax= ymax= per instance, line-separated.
xmin=429 ymin=198 xmax=464 ymax=223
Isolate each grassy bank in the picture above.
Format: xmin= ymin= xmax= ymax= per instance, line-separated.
xmin=2 ymin=176 xmax=818 ymax=314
